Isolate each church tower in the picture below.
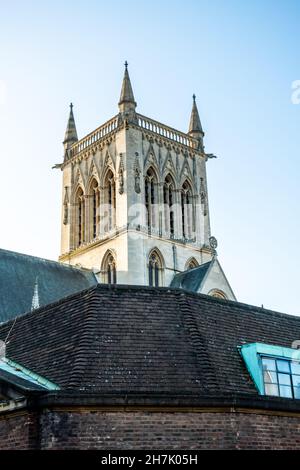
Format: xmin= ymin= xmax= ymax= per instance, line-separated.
xmin=59 ymin=64 xmax=235 ymax=300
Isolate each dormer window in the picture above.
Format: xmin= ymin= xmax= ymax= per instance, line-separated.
xmin=240 ymin=343 xmax=300 ymax=400
xmin=262 ymin=357 xmax=300 ymax=399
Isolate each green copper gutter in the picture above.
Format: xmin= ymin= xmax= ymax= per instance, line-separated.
xmin=0 ymin=357 xmax=60 ymax=391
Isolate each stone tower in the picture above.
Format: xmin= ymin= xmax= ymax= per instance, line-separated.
xmin=58 ymin=63 xmax=235 ymax=299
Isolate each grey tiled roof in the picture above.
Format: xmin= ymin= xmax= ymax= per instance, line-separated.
xmin=0 ymin=283 xmax=299 ymax=398
xmin=0 ymin=248 xmax=97 ymax=323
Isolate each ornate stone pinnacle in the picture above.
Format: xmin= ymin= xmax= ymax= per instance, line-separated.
xmin=188 ymin=94 xmax=204 ymax=137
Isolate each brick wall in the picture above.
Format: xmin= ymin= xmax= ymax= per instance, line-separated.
xmin=37 ymin=410 xmax=300 ymax=450
xmin=0 ymin=411 xmax=38 ymax=450
xmin=1 ymin=409 xmax=300 ymax=450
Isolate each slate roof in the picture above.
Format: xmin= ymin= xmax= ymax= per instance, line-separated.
xmin=0 ymin=248 xmax=97 ymax=323
xmin=0 ymin=284 xmax=299 ymax=398
xmin=170 ymin=261 xmax=211 ymax=291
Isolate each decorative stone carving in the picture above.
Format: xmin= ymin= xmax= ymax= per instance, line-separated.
xmin=134 ymin=169 xmax=141 ymax=194
xmin=180 ymin=157 xmax=193 ymax=183
xmin=163 ymin=151 xmax=176 ymax=178
xmin=209 ymin=236 xmax=218 ymax=257
xmin=118 ymin=154 xmax=124 ymax=195
xmin=158 ymin=147 xmax=162 ymax=169
xmin=200 ymin=177 xmax=208 ymax=216
xmin=88 ymin=160 xmax=98 ymax=180
xmin=104 ymin=151 xmax=115 ymax=171
xmin=63 ymin=187 xmax=69 ymax=225
xmin=142 ymin=133 xmax=145 ymax=155
xmin=134 ymin=156 xmax=141 ymax=194
xmin=144 ymin=143 xmax=159 ymax=170
xmin=209 ymin=236 xmax=218 ymax=250
xmin=176 ymin=152 xmax=180 ymax=176
xmin=193 ymin=157 xmax=196 ymax=177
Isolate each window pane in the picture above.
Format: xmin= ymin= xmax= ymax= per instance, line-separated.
xmin=276 ymin=360 xmax=290 ymax=373
xmin=294 ymin=387 xmax=300 ymax=399
xmin=265 ymin=384 xmax=279 ymax=396
xmin=262 ymin=358 xmax=276 ymax=371
xmin=263 ymin=371 xmax=277 ymax=384
xmin=292 ymin=375 xmax=300 ymax=387
xmin=278 ymin=373 xmax=291 ymax=386
xmin=291 ymin=362 xmax=300 ymax=375
xmin=279 ymin=386 xmax=292 ymax=398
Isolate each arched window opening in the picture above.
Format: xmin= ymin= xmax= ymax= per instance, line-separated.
xmin=181 ymin=181 xmax=193 ymax=239
xmin=145 ymin=168 xmax=158 ymax=229
xmin=90 ymin=179 xmax=100 ymax=240
xmin=75 ymin=187 xmax=85 ymax=247
xmin=148 ymin=250 xmax=164 ymax=287
xmin=163 ymin=174 xmax=175 ymax=237
xmin=186 ymin=258 xmax=199 ymax=270
xmin=102 ymin=252 xmax=117 ymax=284
xmin=209 ymin=289 xmax=227 ymax=300
xmin=104 ymin=170 xmax=116 ymax=232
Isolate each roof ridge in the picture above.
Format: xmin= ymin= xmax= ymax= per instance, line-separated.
xmin=1 ymin=280 xmax=298 ymax=330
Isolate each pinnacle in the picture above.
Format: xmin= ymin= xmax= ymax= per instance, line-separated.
xmin=64 ymin=103 xmax=78 ymax=145
xmin=188 ymin=94 xmax=203 ymax=135
xmin=118 ymin=62 xmax=136 ymax=109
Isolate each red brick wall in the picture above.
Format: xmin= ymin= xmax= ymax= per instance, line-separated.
xmin=0 ymin=411 xmax=38 ymax=450
xmin=2 ymin=409 xmax=300 ymax=450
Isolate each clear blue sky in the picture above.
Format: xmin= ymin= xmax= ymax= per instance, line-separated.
xmin=0 ymin=0 xmax=299 ymax=314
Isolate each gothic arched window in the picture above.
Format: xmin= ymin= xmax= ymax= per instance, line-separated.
xmin=90 ymin=179 xmax=100 ymax=240
xmin=75 ymin=187 xmax=85 ymax=247
xmin=148 ymin=249 xmax=164 ymax=287
xmin=103 ymin=169 xmax=116 ymax=232
xmin=102 ymin=251 xmax=117 ymax=284
xmin=163 ymin=174 xmax=175 ymax=237
xmin=181 ymin=180 xmax=193 ymax=239
xmin=145 ymin=167 xmax=158 ymax=229
xmin=186 ymin=258 xmax=199 ymax=270
xmin=208 ymin=289 xmax=227 ymax=300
